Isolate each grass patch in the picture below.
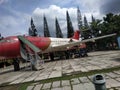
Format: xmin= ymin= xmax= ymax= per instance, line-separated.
xmin=18 ymin=83 xmax=31 ymax=90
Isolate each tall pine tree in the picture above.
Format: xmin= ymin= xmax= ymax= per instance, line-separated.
xmin=66 ymin=11 xmax=74 ymax=38
xmin=91 ymin=14 xmax=95 ymax=22
xmin=0 ymin=33 xmax=3 ymax=40
xmin=91 ymin=14 xmax=96 ymax=37
xmin=28 ymin=17 xmax=38 ymax=36
xmin=83 ymin=15 xmax=91 ymax=39
xmin=77 ymin=6 xmax=84 ymax=38
xmin=77 ymin=6 xmax=82 ymax=30
xmin=84 ymin=15 xmax=89 ymax=29
xmin=43 ymin=15 xmax=51 ymax=37
xmin=55 ymin=18 xmax=63 ymax=38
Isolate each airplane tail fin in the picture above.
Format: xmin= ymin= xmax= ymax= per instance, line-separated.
xmin=72 ymin=30 xmax=80 ymax=40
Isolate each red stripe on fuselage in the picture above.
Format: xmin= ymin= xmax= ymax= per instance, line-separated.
xmin=0 ymin=36 xmax=51 ymax=59
xmin=26 ymin=36 xmax=51 ymax=51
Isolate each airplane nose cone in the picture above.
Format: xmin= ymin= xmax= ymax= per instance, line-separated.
xmin=0 ymin=44 xmax=4 ymax=56
xmin=0 ymin=41 xmax=20 ymax=57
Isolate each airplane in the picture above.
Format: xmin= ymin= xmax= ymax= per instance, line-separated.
xmin=0 ymin=30 xmax=116 ymax=71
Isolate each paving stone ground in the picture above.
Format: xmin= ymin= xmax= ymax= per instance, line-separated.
xmin=0 ymin=50 xmax=120 ymax=90
xmin=26 ymin=71 xmax=120 ymax=90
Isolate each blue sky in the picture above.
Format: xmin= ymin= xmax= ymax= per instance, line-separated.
xmin=0 ymin=0 xmax=120 ymax=37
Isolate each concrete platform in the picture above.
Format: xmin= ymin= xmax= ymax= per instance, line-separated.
xmin=0 ymin=50 xmax=120 ymax=90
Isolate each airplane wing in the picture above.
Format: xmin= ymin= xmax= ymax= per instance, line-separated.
xmin=52 ymin=33 xmax=116 ymax=49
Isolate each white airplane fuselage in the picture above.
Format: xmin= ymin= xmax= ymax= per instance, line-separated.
xmin=42 ymin=37 xmax=78 ymax=53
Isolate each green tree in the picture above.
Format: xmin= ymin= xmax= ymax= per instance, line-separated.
xmin=90 ymin=19 xmax=102 ymax=37
xmin=29 ymin=17 xmax=38 ymax=36
xmin=83 ymin=15 xmax=89 ymax=29
xmin=44 ymin=15 xmax=51 ymax=37
xmin=66 ymin=11 xmax=74 ymax=38
xmin=102 ymin=13 xmax=120 ymax=49
xmin=102 ymin=13 xmax=115 ymax=35
xmin=77 ymin=7 xmax=83 ymax=30
xmin=96 ymin=13 xmax=120 ymax=50
xmin=102 ymin=13 xmax=120 ymax=35
xmin=55 ymin=18 xmax=63 ymax=38
xmin=0 ymin=33 xmax=3 ymax=40
xmin=91 ymin=15 xmax=95 ymax=22
xmin=77 ymin=7 xmax=84 ymax=38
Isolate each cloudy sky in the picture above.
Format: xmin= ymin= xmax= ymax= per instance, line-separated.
xmin=0 ymin=0 xmax=120 ymax=37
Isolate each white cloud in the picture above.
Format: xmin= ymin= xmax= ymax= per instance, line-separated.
xmin=75 ymin=0 xmax=101 ymax=12
xmin=0 ymin=0 xmax=8 ymax=4
xmin=0 ymin=16 xmax=25 ymax=36
xmin=72 ymin=0 xmax=106 ymax=19
xmin=0 ymin=10 xmax=31 ymax=37
xmin=32 ymin=5 xmax=103 ymax=37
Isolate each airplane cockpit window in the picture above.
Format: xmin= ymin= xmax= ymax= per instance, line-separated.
xmin=0 ymin=39 xmax=6 ymax=43
xmin=0 ymin=39 xmax=15 ymax=43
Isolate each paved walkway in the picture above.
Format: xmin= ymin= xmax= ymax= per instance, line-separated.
xmin=0 ymin=50 xmax=120 ymax=90
xmin=26 ymin=70 xmax=120 ymax=90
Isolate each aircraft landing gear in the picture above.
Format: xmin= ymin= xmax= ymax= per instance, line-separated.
xmin=31 ymin=64 xmax=38 ymax=71
xmin=65 ymin=51 xmax=70 ymax=59
xmin=30 ymin=54 xmax=38 ymax=71
xmin=13 ymin=58 xmax=20 ymax=71
xmin=49 ymin=52 xmax=54 ymax=61
xmin=30 ymin=53 xmax=44 ymax=71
